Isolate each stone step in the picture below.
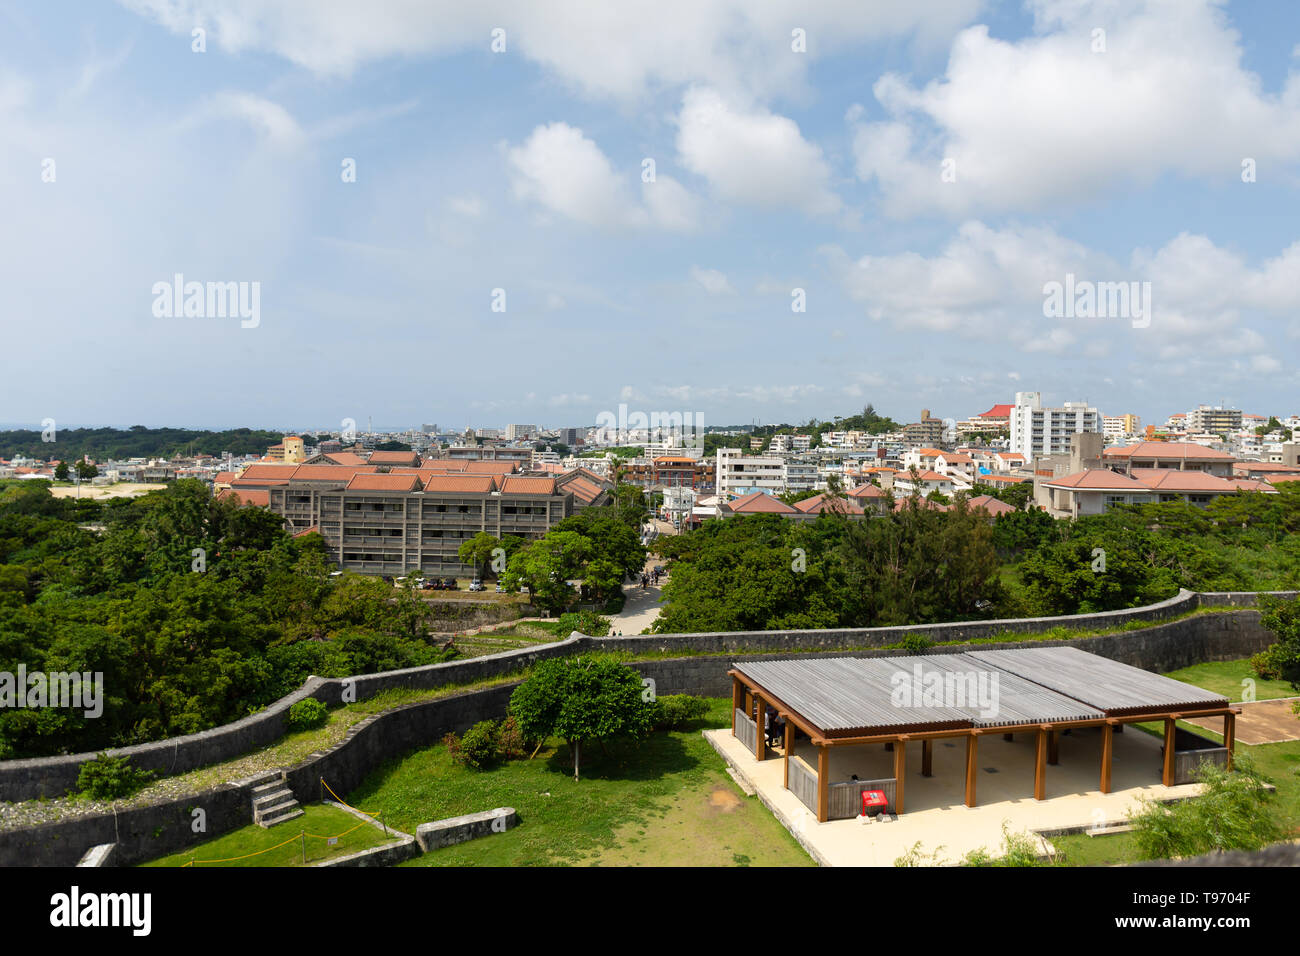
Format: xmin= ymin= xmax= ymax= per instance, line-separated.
xmin=253 ymin=788 xmax=294 ymax=809
xmin=258 ymin=806 xmax=304 ymax=828
xmin=243 ymin=770 xmax=284 ymax=790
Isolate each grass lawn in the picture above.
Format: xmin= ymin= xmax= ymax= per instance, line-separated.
xmin=1051 ymin=658 xmax=1300 ymax=866
xmin=1161 ymin=658 xmax=1298 ymax=703
xmin=345 ymin=698 xmax=813 ymax=867
xmin=140 ymin=804 xmax=395 ymax=867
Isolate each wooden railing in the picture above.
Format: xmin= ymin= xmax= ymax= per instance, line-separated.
xmin=829 ymin=777 xmax=897 ymax=819
xmin=789 ymin=757 xmax=818 ymax=814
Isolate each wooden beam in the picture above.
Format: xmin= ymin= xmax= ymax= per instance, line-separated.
xmin=1047 ymin=730 xmax=1059 ymax=766
xmin=1162 ymin=717 xmax=1177 ymax=786
xmin=1224 ymin=712 xmax=1235 ymax=770
xmin=817 ymin=745 xmax=829 ymax=823
xmin=1100 ymin=721 xmax=1114 ymax=794
xmin=755 ymin=693 xmax=766 ymax=761
xmin=964 ymin=732 xmax=978 ymax=808
xmin=894 ymin=736 xmax=907 ymax=815
xmin=1034 ymin=727 xmax=1047 ymax=800
xmin=921 ymin=738 xmax=933 ymax=777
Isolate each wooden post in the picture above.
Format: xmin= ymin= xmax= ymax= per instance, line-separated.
xmin=755 ymin=694 xmax=765 ymax=761
xmin=300 ymin=830 xmax=306 ymax=865
xmin=1034 ymin=727 xmax=1047 ymax=800
xmin=921 ymin=738 xmax=933 ymax=777
xmin=817 ymin=745 xmax=829 ymax=822
xmin=964 ymin=732 xmax=978 ymax=808
xmin=1100 ymin=722 xmax=1114 ymax=794
xmin=783 ymin=720 xmax=792 ymax=788
xmin=893 ymin=738 xmax=906 ymax=815
xmin=1162 ymin=718 xmax=1177 ymax=786
xmin=1047 ymin=730 xmax=1059 ymax=766
xmin=1224 ymin=713 xmax=1235 ymax=770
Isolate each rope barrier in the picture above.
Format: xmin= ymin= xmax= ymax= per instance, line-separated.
xmin=179 ymin=780 xmax=385 ymax=866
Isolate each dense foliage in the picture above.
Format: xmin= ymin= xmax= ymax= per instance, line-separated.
xmin=508 ymin=654 xmax=655 ymax=780
xmin=0 ymin=426 xmax=285 ymax=460
xmin=651 ymin=485 xmax=1300 ymax=632
xmin=0 ymin=479 xmax=454 ymax=759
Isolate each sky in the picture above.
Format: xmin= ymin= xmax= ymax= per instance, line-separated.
xmin=1 ymin=0 xmax=1298 ymax=433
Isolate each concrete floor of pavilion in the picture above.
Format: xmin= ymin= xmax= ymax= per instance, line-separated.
xmin=707 ymin=723 xmax=1206 ymax=866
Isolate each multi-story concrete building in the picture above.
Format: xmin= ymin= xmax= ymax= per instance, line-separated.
xmin=903 ymin=409 xmax=945 ymax=447
xmin=505 ymin=424 xmax=537 ymax=440
xmin=1103 ymin=414 xmax=1141 ymax=440
xmin=769 ymin=433 xmax=812 ymax=454
xmin=1009 ymin=392 xmax=1103 ymax=462
xmin=268 ymin=472 xmax=571 ymax=576
xmin=1185 ymin=405 xmax=1242 ymax=436
xmin=716 ymin=448 xmax=784 ymax=498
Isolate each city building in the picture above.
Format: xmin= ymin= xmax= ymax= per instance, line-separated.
xmin=1009 ymin=392 xmax=1103 ymax=462
xmin=1185 ymin=405 xmax=1242 ymax=435
xmin=716 ymin=448 xmax=785 ymax=498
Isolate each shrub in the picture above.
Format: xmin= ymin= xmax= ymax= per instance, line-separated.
xmin=652 ymin=694 xmax=709 ymax=730
xmin=1249 ymin=646 xmax=1286 ymax=681
xmin=286 ymin=698 xmax=329 ymax=732
xmin=496 ymin=715 xmax=529 ymax=759
xmin=901 ymin=633 xmax=934 ymax=654
xmin=1128 ymin=756 xmax=1283 ymax=859
xmin=76 ymin=753 xmax=155 ymax=800
xmin=446 ymin=720 xmax=502 ymax=770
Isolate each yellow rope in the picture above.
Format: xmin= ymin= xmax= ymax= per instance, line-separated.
xmin=320 ymin=778 xmax=380 ymax=818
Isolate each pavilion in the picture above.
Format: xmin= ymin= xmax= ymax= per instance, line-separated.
xmin=729 ymin=647 xmax=1238 ymax=822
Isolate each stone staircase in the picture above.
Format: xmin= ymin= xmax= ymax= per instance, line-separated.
xmin=248 ymin=771 xmax=304 ymax=828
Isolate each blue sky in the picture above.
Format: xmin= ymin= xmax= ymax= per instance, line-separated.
xmin=1 ymin=0 xmax=1298 ymax=432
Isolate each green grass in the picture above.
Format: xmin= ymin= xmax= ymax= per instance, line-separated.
xmin=1161 ymin=658 xmax=1298 ymax=703
xmin=140 ymin=804 xmax=394 ymax=867
xmin=345 ymin=698 xmax=812 ymax=867
xmin=1051 ymin=658 xmax=1300 ymax=866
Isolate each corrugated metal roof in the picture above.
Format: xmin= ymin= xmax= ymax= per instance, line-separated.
xmin=965 ymin=647 xmax=1228 ymax=715
xmin=735 ymin=653 xmax=1104 ymax=736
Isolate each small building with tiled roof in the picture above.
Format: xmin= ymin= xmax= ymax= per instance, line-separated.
xmin=720 ymin=491 xmax=799 ymax=516
xmin=1103 ymin=441 xmax=1235 ymax=477
xmin=366 ymin=450 xmax=422 ymax=467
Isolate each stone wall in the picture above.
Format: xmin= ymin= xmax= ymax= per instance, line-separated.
xmin=3 ymin=589 xmax=1292 ymax=803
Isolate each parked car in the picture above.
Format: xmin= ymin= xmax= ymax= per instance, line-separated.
xmin=442 ymin=577 xmax=459 ymax=589
xmin=421 ymin=580 xmax=438 ymax=590
xmin=495 ymin=582 xmax=505 ymax=592
xmin=469 ymin=579 xmax=484 ymax=592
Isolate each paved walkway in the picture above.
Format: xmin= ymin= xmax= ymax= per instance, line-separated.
xmin=1186 ymin=697 xmax=1300 ymax=745
xmin=707 ymin=725 xmax=1203 ymax=866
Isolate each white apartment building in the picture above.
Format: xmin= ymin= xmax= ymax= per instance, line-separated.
xmin=716 ymin=448 xmax=785 ymax=498
xmin=505 ymin=424 xmax=537 ymax=440
xmin=1010 ymin=392 xmax=1103 ymax=462
xmin=782 ymin=460 xmax=819 ymax=492
xmin=1103 ymin=415 xmax=1141 ymax=440
xmin=769 ymin=434 xmax=812 ymax=454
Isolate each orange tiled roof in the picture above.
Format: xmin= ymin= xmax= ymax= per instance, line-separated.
xmin=499 ymin=475 xmax=557 ymax=495
xmin=794 ymin=493 xmax=864 ymax=514
xmin=420 ymin=475 xmax=497 ymax=494
xmin=290 ymin=464 xmax=361 ymax=482
xmin=1129 ymin=469 xmax=1238 ymax=492
xmin=218 ymin=487 xmax=270 ymax=506
xmin=966 ymin=494 xmax=1016 ymax=515
xmin=1104 ymin=441 xmax=1234 ymax=461
xmin=565 ymin=477 xmax=607 ymax=503
xmin=465 ymin=461 xmax=518 ymax=475
xmin=345 ymin=474 xmax=423 ymax=492
xmin=1045 ymin=469 xmax=1151 ymax=490
xmin=367 ymin=450 xmax=421 ymax=465
xmin=725 ymin=492 xmax=798 ymax=514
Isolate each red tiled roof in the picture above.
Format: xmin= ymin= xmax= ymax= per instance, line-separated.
xmin=1129 ymin=469 xmax=1238 ymax=493
xmin=725 ymin=492 xmax=798 ymax=514
xmin=565 ymin=477 xmax=607 ymax=503
xmin=214 ymin=471 xmax=236 ymax=484
xmin=965 ymin=494 xmax=1016 ymax=515
xmin=218 ymin=487 xmax=270 ymax=506
xmin=292 ymin=525 xmax=319 ymax=538
xmin=1226 ymin=479 xmax=1277 ymax=493
xmin=367 ymin=450 xmax=421 ymax=465
xmin=290 ymin=464 xmax=360 ymax=482
xmin=1044 ymin=469 xmax=1150 ymax=491
xmin=978 ymin=404 xmax=1013 ymax=418
xmin=237 ymin=463 xmax=299 ymax=481
xmin=1233 ymin=461 xmax=1300 ymax=473
xmin=499 ymin=475 xmax=557 ymax=495
xmin=346 ymin=474 xmax=423 ymax=492
xmin=317 ymin=452 xmax=367 ymax=466
xmin=420 ymin=475 xmax=497 ymax=494
xmin=465 ymin=461 xmax=518 ymax=475
xmin=1267 ymin=474 xmax=1300 ymax=484
xmin=848 ymin=483 xmax=887 ymax=498
xmin=938 ymin=452 xmax=973 ymax=463
xmin=793 ymin=493 xmax=864 ymax=514
xmin=1103 ymin=441 xmax=1234 ymax=461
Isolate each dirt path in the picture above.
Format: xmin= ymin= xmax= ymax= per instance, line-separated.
xmin=1185 ymin=697 xmax=1300 ymax=745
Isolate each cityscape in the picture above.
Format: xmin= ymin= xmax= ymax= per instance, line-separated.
xmin=0 ymin=0 xmax=1295 ymax=925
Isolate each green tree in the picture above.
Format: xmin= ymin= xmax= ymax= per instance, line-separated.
xmin=54 ymin=462 xmax=70 ymax=482
xmin=1257 ymin=594 xmax=1300 ymax=692
xmin=458 ymin=532 xmax=502 ymax=577
xmin=508 ymin=654 xmax=655 ymax=780
xmin=75 ymin=460 xmax=98 ymax=480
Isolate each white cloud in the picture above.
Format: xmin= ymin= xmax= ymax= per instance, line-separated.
xmin=447 ymin=195 xmax=484 ymax=218
xmin=119 ymin=0 xmax=981 ymax=101
xmin=852 ymin=0 xmax=1300 ymax=216
xmin=187 ymin=91 xmax=305 ymax=149
xmin=690 ymin=266 xmax=734 ymax=295
xmin=676 ymin=87 xmax=841 ymax=216
xmin=507 ymin=122 xmax=699 ymax=231
xmin=829 ymin=221 xmax=1298 ymax=371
